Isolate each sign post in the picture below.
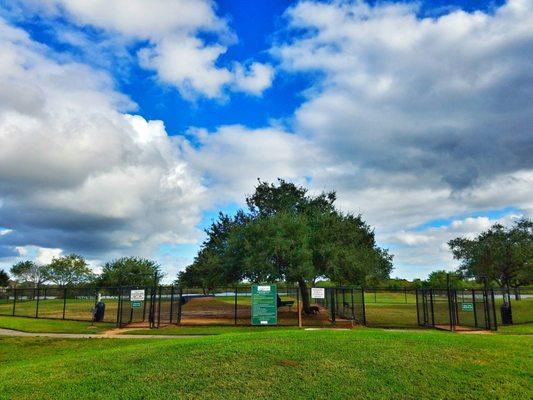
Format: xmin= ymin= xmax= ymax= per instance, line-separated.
xmin=251 ymin=285 xmax=277 ymax=326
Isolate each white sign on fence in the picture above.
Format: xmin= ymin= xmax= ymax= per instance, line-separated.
xmin=130 ymin=289 xmax=145 ymax=301
xmin=311 ymin=287 xmax=325 ymax=299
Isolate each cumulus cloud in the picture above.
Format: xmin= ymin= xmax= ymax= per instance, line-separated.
xmin=386 ymin=214 xmax=523 ymax=278
xmin=13 ymin=0 xmax=274 ymax=97
xmin=183 ymin=125 xmax=318 ymax=201
xmin=0 ymin=18 xmax=207 ymax=265
xmin=266 ymin=0 xmax=533 ymax=238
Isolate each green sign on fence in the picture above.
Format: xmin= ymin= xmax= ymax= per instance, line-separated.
xmin=251 ymin=285 xmax=277 ymax=326
xmin=461 ymin=302 xmax=474 ymax=312
xmin=131 ymin=301 xmax=142 ymax=309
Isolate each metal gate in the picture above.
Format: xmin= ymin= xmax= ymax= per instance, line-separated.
xmin=416 ymin=288 xmax=497 ymax=331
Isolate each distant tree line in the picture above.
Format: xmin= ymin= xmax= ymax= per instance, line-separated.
xmin=3 ymin=255 xmax=163 ymax=289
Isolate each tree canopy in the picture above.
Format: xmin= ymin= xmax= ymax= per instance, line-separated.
xmin=44 ymin=254 xmax=93 ymax=287
xmin=10 ymin=261 xmax=48 ymax=287
xmin=424 ymin=270 xmax=467 ymax=289
xmin=178 ymin=179 xmax=393 ymax=313
xmin=99 ymin=257 xmax=162 ymax=287
xmin=448 ymin=218 xmax=533 ymax=287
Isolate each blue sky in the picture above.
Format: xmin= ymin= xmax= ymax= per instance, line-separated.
xmin=0 ymin=0 xmax=531 ymax=281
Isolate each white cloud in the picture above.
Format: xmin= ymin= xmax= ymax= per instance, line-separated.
xmin=15 ymin=0 xmax=274 ymax=97
xmin=0 ymin=17 xmax=208 ymax=263
xmin=233 ymin=63 xmax=275 ymax=96
xmin=35 ymin=247 xmax=63 ymax=265
xmin=264 ymin=0 xmax=533 ymax=272
xmin=386 ymin=214 xmax=523 ymax=279
xmin=183 ymin=125 xmax=318 ymax=202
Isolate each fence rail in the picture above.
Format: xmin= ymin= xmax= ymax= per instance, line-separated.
xmin=0 ymin=285 xmax=531 ymax=330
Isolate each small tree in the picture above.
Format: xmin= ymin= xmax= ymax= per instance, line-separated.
xmin=0 ymin=269 xmax=9 ymax=287
xmin=448 ymin=219 xmax=533 ymax=288
xmin=45 ymin=254 xmax=93 ymax=287
xmin=424 ymin=270 xmax=465 ymax=289
xmin=10 ymin=261 xmax=47 ymax=287
xmin=99 ymin=257 xmax=162 ymax=287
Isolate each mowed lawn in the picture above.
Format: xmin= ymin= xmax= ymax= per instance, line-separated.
xmin=0 ymin=329 xmax=531 ymax=399
xmin=0 ymin=316 xmax=113 ymax=334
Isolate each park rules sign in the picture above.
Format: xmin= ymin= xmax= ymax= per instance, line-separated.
xmin=130 ymin=289 xmax=145 ymax=302
xmin=311 ymin=287 xmax=325 ymax=299
xmin=251 ymin=285 xmax=277 ymax=326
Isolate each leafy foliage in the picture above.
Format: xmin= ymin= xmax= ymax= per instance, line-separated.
xmin=10 ymin=261 xmax=48 ymax=287
xmin=178 ymin=179 xmax=393 ymax=313
xmin=448 ymin=218 xmax=533 ymax=287
xmin=99 ymin=257 xmax=162 ymax=287
xmin=44 ymin=254 xmax=94 ymax=287
xmin=424 ymin=270 xmax=466 ymax=289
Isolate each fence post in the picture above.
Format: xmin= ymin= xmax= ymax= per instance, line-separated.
xmin=35 ymin=286 xmax=40 ymax=318
xmin=361 ymin=288 xmax=366 ymax=325
xmin=169 ymin=286 xmax=175 ymax=324
xmin=330 ymin=288 xmax=336 ymax=324
xmin=157 ymin=286 xmax=162 ymax=328
xmin=447 ymin=275 xmax=454 ymax=331
xmin=234 ymin=287 xmax=238 ymax=325
xmin=350 ymin=288 xmax=355 ymax=320
xmin=490 ymin=289 xmax=498 ymax=331
xmin=116 ymin=287 xmax=122 ymax=327
xmin=472 ymin=290 xmax=478 ymax=328
xmin=430 ymin=289 xmax=435 ymax=327
xmin=415 ymin=289 xmax=420 ymax=325
xmin=454 ymin=290 xmax=460 ymax=326
xmin=404 ymin=288 xmax=407 ymax=304
xmin=177 ymin=287 xmax=182 ymax=325
xmin=12 ymin=288 xmax=16 ymax=316
xmin=61 ymin=288 xmax=67 ymax=319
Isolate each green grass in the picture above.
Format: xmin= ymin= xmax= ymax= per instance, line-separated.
xmin=0 ymin=316 xmax=113 ymax=334
xmin=125 ymin=325 xmax=301 ymax=335
xmin=0 ymin=298 xmax=119 ymax=323
xmin=496 ymin=323 xmax=533 ymax=335
xmin=0 ymin=328 xmax=531 ymax=399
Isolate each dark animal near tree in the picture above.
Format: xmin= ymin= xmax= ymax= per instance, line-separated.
xmin=309 ymin=306 xmax=320 ymax=315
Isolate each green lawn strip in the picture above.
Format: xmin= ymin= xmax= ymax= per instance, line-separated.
xmin=496 ymin=323 xmax=533 ymax=335
xmin=0 ymin=316 xmax=113 ymax=334
xmin=124 ymin=325 xmax=301 ymax=335
xmin=0 ymin=329 xmax=531 ymax=399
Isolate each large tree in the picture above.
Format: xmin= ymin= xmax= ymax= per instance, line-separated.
xmin=179 ymin=179 xmax=393 ymax=314
xmin=99 ymin=257 xmax=162 ymax=287
xmin=10 ymin=261 xmax=48 ymax=287
xmin=448 ymin=219 xmax=533 ymax=288
xmin=45 ymin=254 xmax=93 ymax=287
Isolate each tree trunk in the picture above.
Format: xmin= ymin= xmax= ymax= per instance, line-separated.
xmin=298 ymin=279 xmax=312 ymax=315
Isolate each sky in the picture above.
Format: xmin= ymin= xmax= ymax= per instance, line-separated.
xmin=0 ymin=0 xmax=532 ymax=282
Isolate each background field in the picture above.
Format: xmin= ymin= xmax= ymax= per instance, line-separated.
xmin=0 ymin=328 xmax=531 ymax=399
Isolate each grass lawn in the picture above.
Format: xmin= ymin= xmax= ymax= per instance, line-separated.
xmin=0 ymin=328 xmax=531 ymax=399
xmin=496 ymin=323 xmax=533 ymax=335
xmin=0 ymin=298 xmax=118 ymax=323
xmin=0 ymin=316 xmax=113 ymax=334
xmin=125 ymin=325 xmax=301 ymax=335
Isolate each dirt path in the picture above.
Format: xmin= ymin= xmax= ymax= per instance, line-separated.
xmin=0 ymin=328 xmax=202 ymax=339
